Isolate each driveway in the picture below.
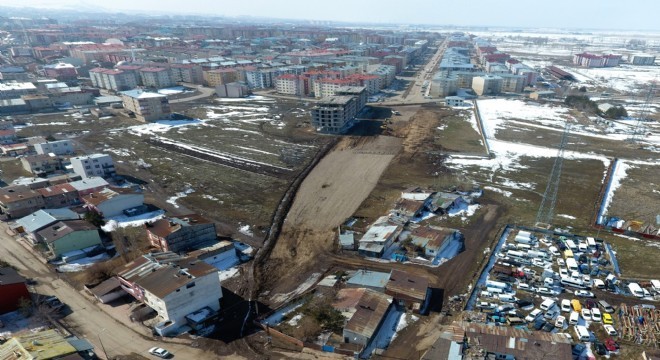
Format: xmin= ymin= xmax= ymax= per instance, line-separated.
xmin=0 ymin=223 xmax=213 ymax=359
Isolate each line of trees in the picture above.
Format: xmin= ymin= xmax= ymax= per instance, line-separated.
xmin=564 ymin=95 xmax=628 ymax=119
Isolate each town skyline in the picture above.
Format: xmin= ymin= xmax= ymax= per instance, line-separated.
xmin=3 ymin=0 xmax=660 ymax=31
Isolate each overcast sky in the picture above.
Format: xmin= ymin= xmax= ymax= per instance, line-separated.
xmin=5 ymin=0 xmax=660 ymax=30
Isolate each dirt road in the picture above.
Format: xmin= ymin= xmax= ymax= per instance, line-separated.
xmin=262 ymin=136 xmax=402 ymax=299
xmin=0 ymin=223 xmax=213 ymax=360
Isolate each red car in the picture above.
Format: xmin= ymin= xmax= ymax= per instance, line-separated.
xmin=585 ymin=299 xmax=597 ymax=309
xmin=605 ymin=338 xmax=620 ymax=352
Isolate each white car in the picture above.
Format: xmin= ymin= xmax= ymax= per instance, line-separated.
xmin=148 ymin=348 xmax=171 ymax=359
xmin=559 ymin=268 xmax=569 ymax=277
xmin=560 ymin=299 xmax=572 ymax=312
xmin=525 ymin=308 xmax=543 ymax=322
xmin=603 ymin=324 xmax=618 ymax=336
xmin=518 ymin=283 xmax=535 ymax=292
xmin=581 ymin=308 xmax=592 ymax=321
xmin=555 ymin=315 xmax=566 ymax=328
xmin=591 ymin=308 xmax=602 ymax=322
xmin=575 ymin=290 xmax=595 ymax=298
xmin=557 ymin=258 xmax=566 ymax=267
xmin=536 ymin=287 xmax=554 ymax=295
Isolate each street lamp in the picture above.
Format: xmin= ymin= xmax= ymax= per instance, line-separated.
xmin=97 ymin=328 xmax=109 ymax=360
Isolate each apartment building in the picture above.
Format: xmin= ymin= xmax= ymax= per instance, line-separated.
xmin=335 ymin=86 xmax=367 ymax=110
xmin=203 ymin=68 xmax=238 ymax=87
xmin=0 ymin=185 xmax=46 ymax=219
xmin=70 ymin=153 xmax=115 ymax=179
xmin=472 ymin=75 xmax=503 ymax=96
xmin=120 ymin=89 xmax=171 ymax=122
xmin=139 ymin=67 xmax=174 ymax=89
xmin=170 ymin=64 xmax=203 ymax=84
xmin=311 ymin=96 xmax=358 ymax=134
xmin=146 ymin=214 xmax=217 ymax=253
xmin=43 ymin=63 xmax=77 ymax=81
xmin=0 ymin=82 xmax=37 ymax=100
xmin=275 ymin=74 xmax=308 ymax=96
xmin=20 ymin=154 xmax=63 ymax=176
xmin=629 ymin=54 xmax=656 ymax=65
xmin=430 ymin=75 xmax=458 ymax=97
xmin=216 ymin=82 xmax=249 ymax=98
xmin=34 ymin=139 xmax=74 ymax=155
xmin=90 ymin=68 xmax=139 ymax=92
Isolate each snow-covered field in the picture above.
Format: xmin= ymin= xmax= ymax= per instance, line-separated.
xmin=561 ymin=65 xmax=660 ymax=94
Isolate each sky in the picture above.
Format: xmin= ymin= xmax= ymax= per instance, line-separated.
xmin=4 ymin=0 xmax=660 ymax=31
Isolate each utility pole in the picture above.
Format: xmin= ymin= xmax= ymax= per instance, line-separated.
xmin=629 ymin=80 xmax=656 ymax=143
xmin=536 ymin=122 xmax=571 ymax=227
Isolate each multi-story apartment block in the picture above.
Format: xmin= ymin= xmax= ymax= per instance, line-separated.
xmin=204 ymin=69 xmax=239 ymax=87
xmin=120 ymin=89 xmax=171 ymax=122
xmin=0 ymin=66 xmax=29 ymax=81
xmin=170 ymin=64 xmax=203 ymax=84
xmin=311 ymin=96 xmax=358 ymax=134
xmin=472 ymin=75 xmax=503 ymax=96
xmin=430 ymin=75 xmax=458 ymax=97
xmin=20 ymin=154 xmax=63 ymax=176
xmin=43 ymin=63 xmax=77 ymax=81
xmin=90 ymin=68 xmax=139 ymax=92
xmin=499 ymin=74 xmax=526 ymax=93
xmin=34 ymin=139 xmax=74 ymax=155
xmin=628 ymin=54 xmax=656 ymax=65
xmin=367 ymin=64 xmax=397 ymax=89
xmin=335 ymin=86 xmax=367 ymax=111
xmin=139 ymin=67 xmax=174 ymax=89
xmin=0 ymin=82 xmax=37 ymax=100
xmin=69 ymin=153 xmax=115 ymax=179
xmin=275 ymin=74 xmax=309 ymax=96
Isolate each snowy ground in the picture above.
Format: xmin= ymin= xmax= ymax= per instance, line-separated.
xmin=56 ymin=252 xmax=113 ymax=272
xmin=166 ymin=185 xmax=195 ymax=208
xmin=0 ymin=311 xmax=48 ymax=337
xmin=101 ymin=210 xmax=165 ymax=232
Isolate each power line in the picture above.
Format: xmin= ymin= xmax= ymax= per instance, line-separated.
xmin=629 ymin=80 xmax=656 ymax=143
xmin=536 ymin=122 xmax=571 ymax=226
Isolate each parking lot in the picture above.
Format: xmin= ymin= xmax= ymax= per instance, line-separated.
xmin=467 ymin=227 xmax=659 ymax=358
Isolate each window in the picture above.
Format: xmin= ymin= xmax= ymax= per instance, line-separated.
xmin=85 ymin=166 xmax=91 ymax=170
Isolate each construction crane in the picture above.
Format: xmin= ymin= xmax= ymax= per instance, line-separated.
xmin=536 ymin=122 xmax=571 ymax=227
xmin=629 ymin=80 xmax=656 ymax=143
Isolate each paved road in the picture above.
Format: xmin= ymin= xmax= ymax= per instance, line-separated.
xmin=0 ymin=223 xmax=212 ymax=360
xmin=169 ymin=85 xmax=216 ymax=104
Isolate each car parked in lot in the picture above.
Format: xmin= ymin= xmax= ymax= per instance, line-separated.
xmin=544 ymin=309 xmax=558 ymax=320
xmin=148 ymin=347 xmax=172 ymax=359
xmin=602 ymin=313 xmax=613 ymax=324
xmin=595 ymin=342 xmax=607 ymax=356
xmin=542 ymin=322 xmax=555 ymax=332
xmin=556 ymin=258 xmax=565 ymax=267
xmin=555 ymin=315 xmax=566 ymax=328
xmin=525 ymin=308 xmax=543 ymax=322
xmin=536 ymin=287 xmax=554 ymax=296
xmin=604 ymin=338 xmax=620 ymax=352
xmin=575 ymin=290 xmax=595 ymax=298
xmin=598 ymin=300 xmax=615 ymax=313
xmin=532 ymin=318 xmax=546 ymax=330
xmin=604 ymin=324 xmax=618 ymax=336
xmin=585 ymin=299 xmax=597 ymax=309
xmin=560 ymin=299 xmax=571 ymax=312
xmin=591 ymin=308 xmax=602 ymax=322
xmin=581 ymin=308 xmax=592 ymax=321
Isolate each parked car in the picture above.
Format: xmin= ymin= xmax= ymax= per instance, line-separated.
xmin=557 ymin=258 xmax=565 ymax=267
xmin=536 ymin=287 xmax=554 ymax=295
xmin=604 ymin=338 xmax=620 ymax=352
xmin=591 ymin=308 xmax=602 ymax=322
xmin=560 ymin=299 xmax=572 ymax=312
xmin=555 ymin=315 xmax=566 ymax=328
xmin=575 ymin=290 xmax=595 ymax=298
xmin=603 ymin=313 xmax=613 ymax=325
xmin=525 ymin=308 xmax=543 ymax=323
xmin=599 ymin=300 xmax=615 ymax=314
xmin=595 ymin=342 xmax=607 ymax=355
xmin=569 ymin=311 xmax=579 ymax=325
xmin=581 ymin=308 xmax=592 ymax=321
xmin=542 ymin=322 xmax=555 ymax=332
xmin=604 ymin=324 xmax=618 ymax=336
xmin=532 ymin=318 xmax=546 ymax=330
xmin=477 ymin=302 xmax=496 ymax=310
xmin=544 ymin=309 xmax=558 ymax=320
xmin=43 ymin=296 xmax=64 ymax=312
xmin=516 ymin=299 xmax=534 ymax=310
xmin=585 ymin=299 xmax=597 ymax=309
xmin=518 ymin=283 xmax=535 ymax=292
xmin=148 ymin=347 xmax=172 ymax=359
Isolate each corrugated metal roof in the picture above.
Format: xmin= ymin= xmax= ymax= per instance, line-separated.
xmin=386 ymin=269 xmax=429 ymax=302
xmin=343 ymin=289 xmax=392 ymax=339
xmin=346 ymin=270 xmax=391 ymax=289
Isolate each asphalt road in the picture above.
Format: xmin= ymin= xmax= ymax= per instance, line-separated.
xmin=0 ymin=222 xmax=212 ymax=360
xmin=169 ymin=84 xmax=216 ymax=104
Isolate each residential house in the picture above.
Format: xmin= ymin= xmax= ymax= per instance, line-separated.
xmin=37 ymin=183 xmax=79 ymax=208
xmin=70 ymin=153 xmax=115 ymax=179
xmin=85 ymin=277 xmax=126 ymax=304
xmin=188 ymin=240 xmax=239 ymax=271
xmin=0 ymin=142 xmax=29 ymax=156
xmin=410 ymin=225 xmax=464 ymax=258
xmin=0 ymin=128 xmax=17 ymax=145
xmin=216 ymin=82 xmax=249 ymax=98
xmin=15 ymin=208 xmax=80 ymax=243
xmin=0 ymin=267 xmax=30 ymax=314
xmin=116 ymin=252 xmax=223 ymax=336
xmin=43 ymin=62 xmax=78 ymax=81
xmin=338 ymin=288 xmax=393 ymax=346
xmin=445 ymin=96 xmax=465 ymax=107
xmin=385 ymin=269 xmax=430 ymax=313
xmin=0 ymin=185 xmax=46 ymax=219
xmin=69 ymin=176 xmax=109 ymax=196
xmin=34 ymin=139 xmax=74 ymax=155
xmin=422 ymin=321 xmax=572 ymax=360
xmin=146 ymin=214 xmax=217 ymax=253
xmin=346 ymin=270 xmax=391 ymax=292
xmin=427 ymin=192 xmax=469 ymax=214
xmin=0 ymin=329 xmax=80 ymax=360
xmin=37 ymin=220 xmax=102 ymax=258
xmin=358 ymin=222 xmax=402 ymax=258
xmin=392 ymin=199 xmax=425 ymax=219
xmin=20 ymin=154 xmax=63 ymax=176
xmin=82 ymin=188 xmax=144 ymax=218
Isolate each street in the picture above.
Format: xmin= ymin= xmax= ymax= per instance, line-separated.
xmin=0 ymin=223 xmax=214 ymax=359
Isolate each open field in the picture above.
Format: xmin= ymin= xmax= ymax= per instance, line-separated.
xmin=0 ymin=158 xmax=31 ymax=185
xmin=605 ymin=162 xmax=660 ymax=223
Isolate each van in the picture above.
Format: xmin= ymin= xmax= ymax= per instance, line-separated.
xmin=628 ymin=283 xmax=645 ymax=297
xmin=561 ymin=276 xmax=587 ymax=289
xmin=569 ymin=311 xmax=579 ymax=325
xmin=506 ymin=316 xmax=526 ymax=326
xmin=598 ymin=300 xmax=614 ymax=313
xmin=593 ymin=279 xmax=605 ymax=290
xmin=566 ymin=258 xmax=579 ymax=272
xmin=540 ymin=299 xmax=556 ymax=311
xmin=499 ymin=294 xmax=516 ymax=303
xmin=563 ymin=249 xmax=574 ymax=259
xmin=565 ymin=240 xmax=577 ymax=250
xmin=578 ymin=243 xmax=588 ymax=253
xmin=574 ymin=325 xmax=591 ymax=341
xmin=586 ymin=237 xmax=596 ymax=248
xmin=571 ymin=299 xmax=582 ymax=312
xmin=560 ymin=299 xmax=572 ymax=312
